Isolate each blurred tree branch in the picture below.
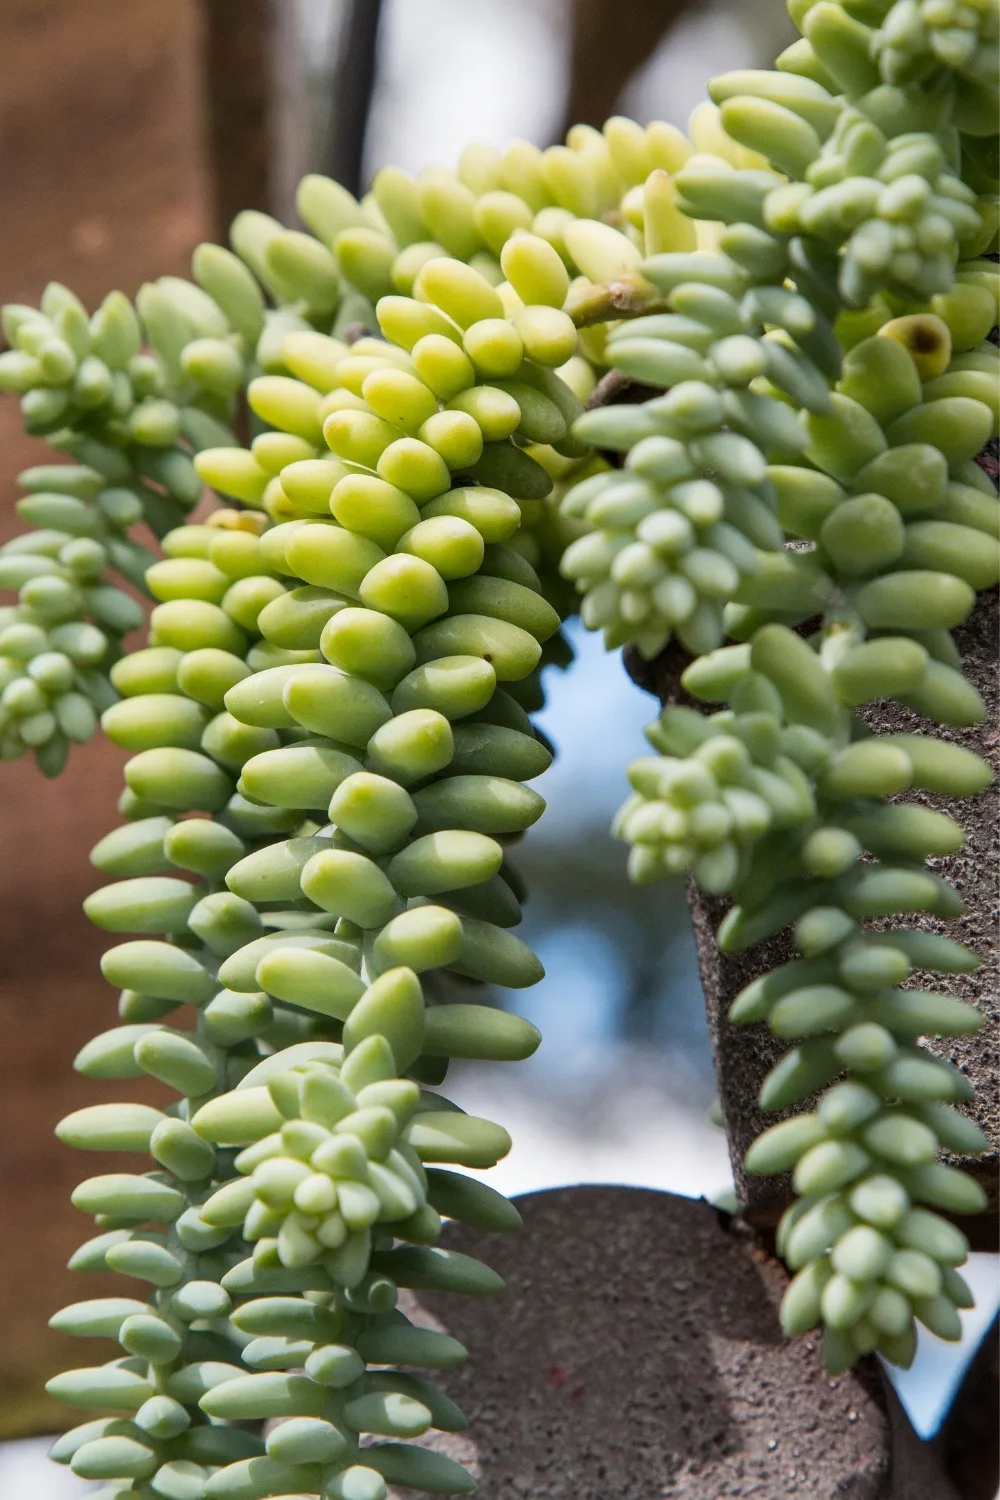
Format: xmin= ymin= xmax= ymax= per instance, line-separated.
xmin=200 ymin=0 xmax=276 ymax=238
xmin=324 ymin=0 xmax=385 ymax=198
xmin=562 ymin=0 xmax=700 ymax=135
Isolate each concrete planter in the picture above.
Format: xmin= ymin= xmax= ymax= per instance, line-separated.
xmin=393 ymin=1185 xmax=960 ymax=1498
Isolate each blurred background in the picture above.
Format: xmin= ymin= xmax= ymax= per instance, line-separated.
xmin=0 ymin=1 xmax=995 ymax=1492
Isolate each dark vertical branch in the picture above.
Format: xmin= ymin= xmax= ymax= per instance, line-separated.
xmin=324 ymin=0 xmax=385 ymax=197
xmin=932 ymin=1316 xmax=1000 ymax=1500
xmin=561 ymin=0 xmax=695 ymax=136
xmin=200 ymin=0 xmax=277 ymax=239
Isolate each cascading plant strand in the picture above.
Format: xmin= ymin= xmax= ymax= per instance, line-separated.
xmin=0 ymin=461 xmax=150 ymax=772
xmin=48 ymin=499 xmax=537 ymax=1498
xmin=0 ymin=268 xmax=258 ymax=767
xmin=616 ymin=636 xmax=992 ymax=1370
xmin=134 ymin=246 xmax=577 ymax=1499
xmin=187 ymin=1009 xmax=515 ymax=1500
xmin=598 ymin=41 xmax=997 ymax=1363
xmin=46 ymin=518 xmax=298 ymax=1498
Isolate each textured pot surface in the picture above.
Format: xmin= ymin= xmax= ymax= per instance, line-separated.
xmin=391 ymin=1185 xmax=955 ymax=1499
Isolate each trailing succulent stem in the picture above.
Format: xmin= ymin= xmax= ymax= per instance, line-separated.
xmin=0 ymin=0 xmax=996 ymax=1492
xmin=582 ymin=0 xmax=999 ymax=1373
xmin=46 ymin=501 xmax=542 ymax=1499
xmin=0 ymin=275 xmax=258 ymax=771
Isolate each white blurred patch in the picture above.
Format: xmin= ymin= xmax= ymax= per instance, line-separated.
xmin=532 ymin=618 xmax=655 ymax=837
xmin=0 ymin=1436 xmax=93 ymax=1497
xmin=364 ymin=0 xmax=570 ymax=176
xmin=445 ymin=1051 xmax=734 ymax=1202
xmin=619 ymin=0 xmax=795 ymax=130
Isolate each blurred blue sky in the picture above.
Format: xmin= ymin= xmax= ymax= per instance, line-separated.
xmin=509 ymin=619 xmax=707 ymax=1072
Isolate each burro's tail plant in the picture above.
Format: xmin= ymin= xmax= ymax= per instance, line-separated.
xmin=43 ymin=491 xmax=544 ymax=1500
xmin=0 ymin=0 xmax=996 ymax=1491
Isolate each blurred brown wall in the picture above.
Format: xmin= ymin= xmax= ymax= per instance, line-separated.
xmin=0 ymin=0 xmax=212 ymax=1436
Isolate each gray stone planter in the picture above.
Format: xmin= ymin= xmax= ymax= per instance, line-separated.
xmin=393 ymin=1185 xmax=961 ymax=1498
